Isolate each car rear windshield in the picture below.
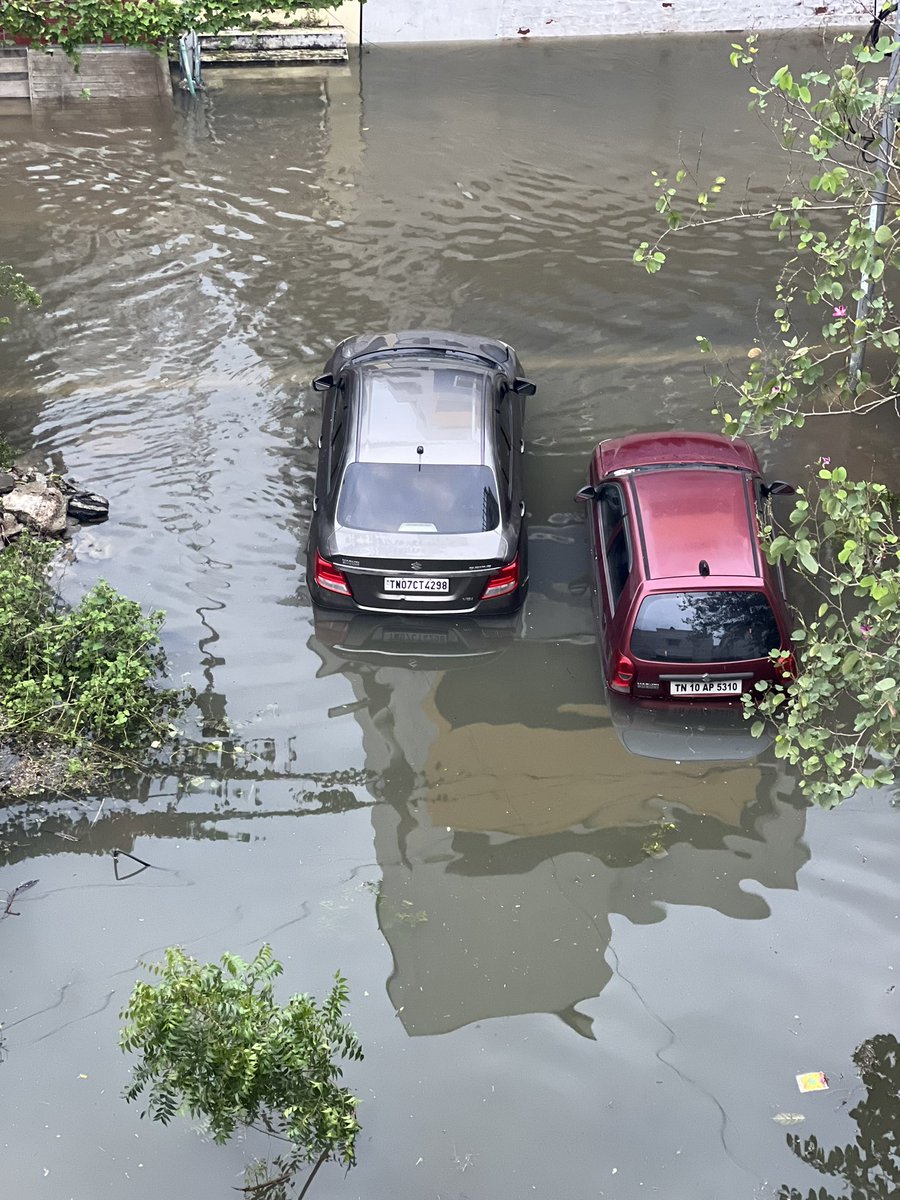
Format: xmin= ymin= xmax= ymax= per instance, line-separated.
xmin=630 ymin=590 xmax=781 ymax=663
xmin=336 ymin=463 xmax=501 ymax=534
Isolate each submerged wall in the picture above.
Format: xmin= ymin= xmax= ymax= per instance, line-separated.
xmin=26 ymin=46 xmax=172 ymax=102
xmin=341 ymin=0 xmax=866 ymax=44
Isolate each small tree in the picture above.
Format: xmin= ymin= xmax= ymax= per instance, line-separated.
xmin=633 ymin=19 xmax=900 ymax=806
xmin=120 ymin=945 xmax=363 ymax=1198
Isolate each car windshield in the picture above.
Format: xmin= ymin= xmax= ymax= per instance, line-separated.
xmin=630 ymin=590 xmax=781 ymax=663
xmin=336 ymin=463 xmax=501 ymax=534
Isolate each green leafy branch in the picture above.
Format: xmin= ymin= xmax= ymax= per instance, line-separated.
xmin=0 ymin=263 xmax=41 ymax=327
xmin=750 ymin=466 xmax=899 ymax=806
xmin=633 ymin=24 xmax=900 ymax=805
xmin=120 ymin=945 xmax=363 ymax=1197
xmin=634 ymin=26 xmax=900 ymax=438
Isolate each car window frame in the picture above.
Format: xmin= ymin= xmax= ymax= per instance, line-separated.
xmin=494 ymin=380 xmax=516 ymax=506
xmin=596 ymin=481 xmax=634 ymax=614
xmin=327 ymin=376 xmax=352 ymax=496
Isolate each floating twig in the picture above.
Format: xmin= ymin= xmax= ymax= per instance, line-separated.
xmin=2 ymin=879 xmax=38 ymax=918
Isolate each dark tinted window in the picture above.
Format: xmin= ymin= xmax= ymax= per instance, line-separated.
xmin=599 ymin=484 xmax=630 ymax=609
xmin=337 ymin=463 xmax=500 ymax=534
xmin=328 ymin=398 xmax=349 ymax=491
xmin=630 ymin=590 xmax=781 ymax=663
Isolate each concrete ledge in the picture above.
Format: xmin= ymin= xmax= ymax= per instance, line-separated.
xmin=193 ymin=27 xmax=348 ymax=65
xmin=27 ymin=45 xmax=172 ymax=104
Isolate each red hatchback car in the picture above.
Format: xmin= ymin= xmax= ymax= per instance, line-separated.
xmin=576 ymin=432 xmax=795 ymax=702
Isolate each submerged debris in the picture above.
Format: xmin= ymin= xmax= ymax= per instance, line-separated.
xmin=2 ymin=878 xmax=39 ymax=919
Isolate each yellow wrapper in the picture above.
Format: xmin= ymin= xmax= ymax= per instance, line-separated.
xmin=796 ymin=1072 xmax=829 ymax=1093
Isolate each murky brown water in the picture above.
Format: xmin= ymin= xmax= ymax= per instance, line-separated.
xmin=1 ymin=35 xmax=898 ymax=1200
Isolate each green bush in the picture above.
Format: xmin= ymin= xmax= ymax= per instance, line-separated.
xmin=0 ymin=534 xmax=179 ymax=785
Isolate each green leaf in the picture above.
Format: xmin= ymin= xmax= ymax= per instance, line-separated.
xmin=840 ymin=651 xmax=860 ymax=676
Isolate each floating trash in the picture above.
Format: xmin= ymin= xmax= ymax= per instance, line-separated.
xmin=772 ymin=1112 xmax=806 ymax=1125
xmin=796 ymin=1072 xmax=829 ymax=1093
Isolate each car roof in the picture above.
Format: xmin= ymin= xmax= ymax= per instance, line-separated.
xmin=630 ymin=468 xmax=761 ymax=580
xmin=353 ymin=358 xmax=490 ymax=466
xmin=595 ymin=431 xmax=760 ymax=477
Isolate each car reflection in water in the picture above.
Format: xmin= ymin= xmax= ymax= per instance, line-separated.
xmin=306 ymin=526 xmax=808 ymax=1042
xmin=608 ymin=693 xmax=776 ymax=762
xmin=312 ymin=610 xmax=519 ymax=672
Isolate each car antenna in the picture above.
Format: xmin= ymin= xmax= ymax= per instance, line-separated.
xmin=416 ymin=444 xmax=424 ymax=473
xmin=699 ymin=559 xmax=710 ymax=577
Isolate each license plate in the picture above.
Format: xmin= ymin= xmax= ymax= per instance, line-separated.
xmin=381 ymin=630 xmax=450 ymax=644
xmin=384 ymin=577 xmax=450 ymax=593
xmin=670 ymin=679 xmax=742 ymax=697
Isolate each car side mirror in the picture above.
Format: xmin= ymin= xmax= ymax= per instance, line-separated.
xmin=512 ymin=378 xmax=536 ymax=397
xmin=575 ymin=484 xmax=600 ymax=503
xmin=764 ymin=480 xmax=796 ymax=497
xmin=312 ymin=373 xmax=335 ymax=392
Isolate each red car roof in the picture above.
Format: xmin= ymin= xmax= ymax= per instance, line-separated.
xmin=631 ymin=468 xmax=761 ymax=580
xmin=594 ymin=431 xmax=760 ymax=478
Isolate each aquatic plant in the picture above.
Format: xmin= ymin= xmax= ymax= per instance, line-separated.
xmin=0 ymin=262 xmax=40 ymax=327
xmin=120 ymin=945 xmax=363 ymax=1198
xmin=634 ymin=17 xmax=900 ymax=806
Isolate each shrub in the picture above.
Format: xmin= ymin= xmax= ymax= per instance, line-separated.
xmin=0 ymin=533 xmax=180 ymax=789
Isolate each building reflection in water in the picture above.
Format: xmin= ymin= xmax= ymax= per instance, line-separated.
xmin=307 ymin=607 xmax=808 ymax=1039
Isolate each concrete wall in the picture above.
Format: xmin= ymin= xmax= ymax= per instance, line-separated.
xmin=337 ymin=0 xmax=867 ymax=44
xmin=28 ymin=46 xmax=172 ymax=103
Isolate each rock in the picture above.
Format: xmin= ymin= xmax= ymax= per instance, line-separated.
xmin=67 ymin=491 xmax=110 ymax=524
xmin=0 ymin=512 xmax=23 ymax=543
xmin=0 ymin=471 xmax=15 ymax=495
xmin=2 ymin=482 xmax=68 ymax=535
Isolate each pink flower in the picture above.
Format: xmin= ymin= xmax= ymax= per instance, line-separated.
xmin=860 ymin=620 xmax=874 ymax=638
xmin=820 ymin=456 xmax=831 ymax=466
xmin=833 ymin=304 xmax=847 ymax=319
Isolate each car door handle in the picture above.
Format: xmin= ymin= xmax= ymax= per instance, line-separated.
xmin=520 ymin=439 xmax=525 ymax=453
xmin=317 ymin=436 xmax=322 ymax=449
xmin=520 ymin=500 xmax=526 ymax=517
xmin=312 ymin=496 xmax=318 ymax=512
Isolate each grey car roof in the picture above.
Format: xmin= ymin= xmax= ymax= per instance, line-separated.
xmin=353 ymin=358 xmax=490 ymax=467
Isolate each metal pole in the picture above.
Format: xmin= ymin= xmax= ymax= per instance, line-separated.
xmin=848 ymin=40 xmax=900 ymax=386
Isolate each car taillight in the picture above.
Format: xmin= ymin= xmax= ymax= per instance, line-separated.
xmin=481 ymin=556 xmax=519 ymax=600
xmin=314 ymin=551 xmax=351 ymax=596
xmin=778 ymin=651 xmax=797 ymax=680
xmin=610 ymin=653 xmax=635 ymax=694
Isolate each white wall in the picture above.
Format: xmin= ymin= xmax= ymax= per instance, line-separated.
xmin=346 ymin=0 xmax=868 ymax=44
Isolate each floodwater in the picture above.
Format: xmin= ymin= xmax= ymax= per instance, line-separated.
xmin=1 ymin=34 xmax=898 ymax=1200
